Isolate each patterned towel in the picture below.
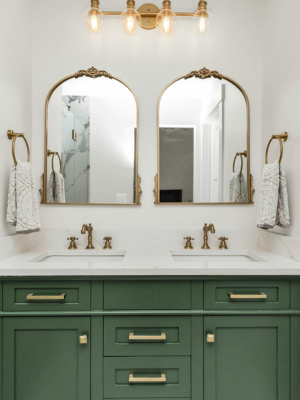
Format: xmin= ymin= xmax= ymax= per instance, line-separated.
xmin=257 ymin=161 xmax=290 ymax=229
xmin=228 ymin=172 xmax=247 ymax=203
xmin=6 ymin=162 xmax=41 ymax=234
xmin=47 ymin=172 xmax=66 ymax=203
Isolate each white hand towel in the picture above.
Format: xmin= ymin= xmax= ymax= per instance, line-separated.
xmin=47 ymin=172 xmax=65 ymax=203
xmin=228 ymin=172 xmax=247 ymax=203
xmin=55 ymin=172 xmax=66 ymax=203
xmin=257 ymin=161 xmax=290 ymax=229
xmin=6 ymin=162 xmax=41 ymax=234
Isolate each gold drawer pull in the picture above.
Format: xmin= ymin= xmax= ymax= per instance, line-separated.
xmin=129 ymin=333 xmax=166 ymax=341
xmin=129 ymin=374 xmax=166 ymax=383
xmin=27 ymin=293 xmax=66 ymax=300
xmin=229 ymin=292 xmax=267 ymax=299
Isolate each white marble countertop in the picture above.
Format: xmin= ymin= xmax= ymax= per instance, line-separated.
xmin=0 ymin=246 xmax=299 ymax=277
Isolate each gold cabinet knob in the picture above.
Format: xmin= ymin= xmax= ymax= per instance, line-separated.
xmin=207 ymin=334 xmax=215 ymax=343
xmin=79 ymin=335 xmax=88 ymax=344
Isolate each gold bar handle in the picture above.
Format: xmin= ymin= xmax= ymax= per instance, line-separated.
xmin=229 ymin=292 xmax=267 ymax=299
xmin=27 ymin=293 xmax=66 ymax=300
xmin=129 ymin=374 xmax=166 ymax=383
xmin=129 ymin=333 xmax=166 ymax=341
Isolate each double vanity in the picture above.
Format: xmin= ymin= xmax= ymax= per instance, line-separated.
xmin=2 ymin=57 xmax=294 ymax=400
xmin=0 ymin=237 xmax=299 ymax=400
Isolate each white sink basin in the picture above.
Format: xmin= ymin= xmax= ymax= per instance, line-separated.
xmin=171 ymin=251 xmax=266 ymax=263
xmin=29 ymin=251 xmax=125 ymax=263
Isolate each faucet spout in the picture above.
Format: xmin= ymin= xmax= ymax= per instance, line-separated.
xmin=202 ymin=223 xmax=215 ymax=250
xmin=81 ymin=223 xmax=95 ymax=249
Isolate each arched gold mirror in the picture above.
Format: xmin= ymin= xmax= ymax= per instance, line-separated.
xmin=41 ymin=67 xmax=141 ymax=205
xmin=154 ymin=67 xmax=254 ymax=205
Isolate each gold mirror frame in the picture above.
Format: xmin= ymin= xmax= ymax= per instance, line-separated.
xmin=154 ymin=67 xmax=254 ymax=205
xmin=41 ymin=67 xmax=142 ymax=206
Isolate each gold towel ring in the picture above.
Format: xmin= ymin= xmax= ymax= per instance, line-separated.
xmin=265 ymin=132 xmax=288 ymax=164
xmin=47 ymin=150 xmax=62 ymax=174
xmin=7 ymin=130 xmax=30 ymax=166
xmin=233 ymin=151 xmax=247 ymax=174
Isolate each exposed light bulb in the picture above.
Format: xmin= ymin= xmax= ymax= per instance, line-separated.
xmin=121 ymin=1 xmax=141 ymax=36
xmin=156 ymin=1 xmax=177 ymax=36
xmin=84 ymin=0 xmax=104 ymax=35
xmin=126 ymin=15 xmax=134 ymax=32
xmin=198 ymin=15 xmax=208 ymax=33
xmin=163 ymin=15 xmax=171 ymax=33
xmin=192 ymin=1 xmax=213 ymax=36
xmin=89 ymin=12 xmax=100 ymax=32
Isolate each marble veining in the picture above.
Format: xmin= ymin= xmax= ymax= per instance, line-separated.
xmin=61 ymin=96 xmax=90 ymax=203
xmin=258 ymin=230 xmax=300 ymax=262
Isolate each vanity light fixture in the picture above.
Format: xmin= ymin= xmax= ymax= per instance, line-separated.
xmin=121 ymin=0 xmax=142 ymax=35
xmin=192 ymin=0 xmax=213 ymax=36
xmin=156 ymin=0 xmax=177 ymax=36
xmin=84 ymin=0 xmax=104 ymax=34
xmin=84 ymin=0 xmax=213 ymax=35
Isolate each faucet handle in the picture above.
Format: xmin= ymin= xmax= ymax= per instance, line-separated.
xmin=67 ymin=237 xmax=78 ymax=250
xmin=184 ymin=237 xmax=194 ymax=250
xmin=103 ymin=237 xmax=112 ymax=250
xmin=218 ymin=237 xmax=228 ymax=250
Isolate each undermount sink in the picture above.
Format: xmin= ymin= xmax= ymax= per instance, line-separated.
xmin=172 ymin=251 xmax=266 ymax=263
xmin=29 ymin=251 xmax=125 ymax=263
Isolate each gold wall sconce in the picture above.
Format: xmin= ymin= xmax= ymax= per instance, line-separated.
xmin=84 ymin=0 xmax=213 ymax=36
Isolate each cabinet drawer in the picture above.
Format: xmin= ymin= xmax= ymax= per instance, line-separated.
xmin=204 ymin=280 xmax=290 ymax=310
xmin=104 ymin=281 xmax=190 ymax=310
xmin=104 ymin=316 xmax=191 ymax=356
xmin=104 ymin=356 xmax=190 ymax=398
xmin=3 ymin=281 xmax=90 ymax=311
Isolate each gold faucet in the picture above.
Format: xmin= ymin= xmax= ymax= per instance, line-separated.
xmin=81 ymin=224 xmax=95 ymax=249
xmin=202 ymin=223 xmax=215 ymax=249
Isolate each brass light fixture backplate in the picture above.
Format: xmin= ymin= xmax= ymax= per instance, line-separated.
xmin=138 ymin=3 xmax=160 ymax=30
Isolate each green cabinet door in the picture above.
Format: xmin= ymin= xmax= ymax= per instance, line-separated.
xmin=3 ymin=317 xmax=90 ymax=400
xmin=204 ymin=316 xmax=290 ymax=400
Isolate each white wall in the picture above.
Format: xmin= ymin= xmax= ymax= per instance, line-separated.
xmin=31 ymin=0 xmax=263 ymax=230
xmin=262 ymin=0 xmax=300 ymax=238
xmin=0 ymin=0 xmax=33 ymax=237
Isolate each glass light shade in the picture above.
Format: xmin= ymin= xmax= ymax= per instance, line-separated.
xmin=121 ymin=8 xmax=141 ymax=35
xmin=156 ymin=9 xmax=177 ymax=36
xmin=192 ymin=9 xmax=213 ymax=36
xmin=83 ymin=6 xmax=104 ymax=34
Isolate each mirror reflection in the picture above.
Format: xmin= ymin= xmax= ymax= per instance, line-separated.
xmin=159 ymin=72 xmax=249 ymax=204
xmin=46 ymin=71 xmax=138 ymax=205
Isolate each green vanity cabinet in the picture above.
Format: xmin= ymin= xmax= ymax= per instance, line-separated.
xmin=2 ymin=317 xmax=91 ymax=400
xmin=0 ymin=277 xmax=298 ymax=400
xmin=204 ymin=316 xmax=290 ymax=400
